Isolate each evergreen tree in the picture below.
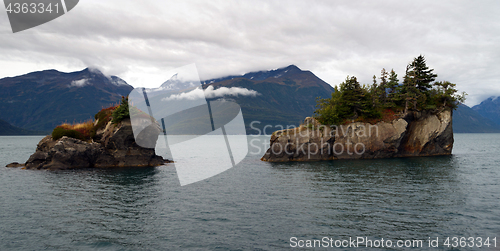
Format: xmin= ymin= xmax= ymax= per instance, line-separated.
xmin=406 ymin=55 xmax=437 ymax=92
xmin=385 ymin=69 xmax=400 ymax=108
xmin=378 ymin=68 xmax=389 ymax=105
xmin=314 ymin=55 xmax=465 ymax=125
xmin=433 ymin=81 xmax=465 ymax=109
xmin=315 ymin=76 xmax=381 ymax=125
xmin=112 ymin=96 xmax=130 ymax=124
xmin=380 ymin=68 xmax=388 ymax=86
xmin=339 ymin=76 xmax=367 ymax=120
xmin=387 ymin=69 xmax=399 ymax=93
xmin=370 ymin=75 xmax=380 ymax=107
xmin=400 ymin=65 xmax=416 ymax=112
xmin=314 ymin=86 xmax=342 ymax=125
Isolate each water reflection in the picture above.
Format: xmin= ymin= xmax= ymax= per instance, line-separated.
xmin=2 ymin=134 xmax=498 ymax=250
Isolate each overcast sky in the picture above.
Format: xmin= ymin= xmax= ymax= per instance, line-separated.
xmin=1 ymin=0 xmax=499 ymax=106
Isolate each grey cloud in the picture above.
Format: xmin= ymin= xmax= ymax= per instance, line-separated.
xmin=0 ymin=0 xmax=499 ymax=105
xmin=162 ymin=85 xmax=259 ymax=101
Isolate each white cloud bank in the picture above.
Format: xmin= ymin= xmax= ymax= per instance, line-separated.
xmin=69 ymin=78 xmax=90 ymax=87
xmin=163 ymin=86 xmax=259 ymax=101
xmin=204 ymin=85 xmax=259 ymax=99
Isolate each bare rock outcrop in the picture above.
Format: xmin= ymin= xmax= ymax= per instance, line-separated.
xmin=17 ymin=118 xmax=166 ymax=170
xmin=261 ymin=109 xmax=453 ymax=162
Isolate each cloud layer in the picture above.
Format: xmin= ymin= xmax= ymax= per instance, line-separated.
xmin=1 ymin=0 xmax=499 ymax=105
xmin=69 ymin=78 xmax=90 ymax=87
xmin=163 ymin=86 xmax=259 ymax=101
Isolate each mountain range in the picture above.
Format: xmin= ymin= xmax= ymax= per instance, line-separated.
xmin=0 ymin=119 xmax=46 ymax=135
xmin=0 ymin=65 xmax=499 ymax=135
xmin=0 ymin=68 xmax=132 ymax=132
xmin=472 ymin=97 xmax=500 ymax=126
xmin=203 ymin=65 xmax=335 ymax=134
xmin=453 ymin=104 xmax=500 ymax=133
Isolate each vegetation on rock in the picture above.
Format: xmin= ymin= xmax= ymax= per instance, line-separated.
xmin=94 ymin=105 xmax=118 ymax=131
xmin=314 ymin=55 xmax=467 ymax=125
xmin=112 ymin=96 xmax=130 ymax=124
xmin=52 ymin=120 xmax=93 ymax=140
xmin=51 ymin=96 xmax=130 ymax=141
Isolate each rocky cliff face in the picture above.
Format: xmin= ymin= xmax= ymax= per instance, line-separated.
xmin=16 ymin=119 xmax=166 ymax=170
xmin=261 ymin=109 xmax=453 ymax=162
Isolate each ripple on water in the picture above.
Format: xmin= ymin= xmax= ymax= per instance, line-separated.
xmin=0 ymin=134 xmax=499 ymax=250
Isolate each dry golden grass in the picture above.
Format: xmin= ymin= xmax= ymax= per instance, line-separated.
xmin=59 ymin=119 xmax=93 ymax=131
xmin=56 ymin=119 xmax=95 ymax=139
xmin=53 ymin=100 xmax=127 ymax=141
xmin=72 ymin=120 xmax=94 ymax=131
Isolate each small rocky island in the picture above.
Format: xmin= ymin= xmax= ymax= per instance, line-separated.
xmin=262 ymin=55 xmax=464 ymax=162
xmin=261 ymin=109 xmax=453 ymax=162
xmin=8 ymin=97 xmax=168 ymax=170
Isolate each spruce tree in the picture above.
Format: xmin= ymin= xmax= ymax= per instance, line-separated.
xmin=402 ymin=55 xmax=437 ymax=110
xmin=387 ymin=69 xmax=399 ymax=93
xmin=340 ymin=76 xmax=366 ymax=120
xmin=378 ymin=68 xmax=389 ymax=105
xmin=370 ymin=75 xmax=379 ymax=107
xmin=401 ymin=65 xmax=420 ymax=112
xmin=406 ymin=55 xmax=437 ymax=92
xmin=314 ymin=55 xmax=465 ymax=125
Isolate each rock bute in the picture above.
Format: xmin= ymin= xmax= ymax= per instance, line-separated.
xmin=261 ymin=109 xmax=453 ymax=162
xmin=20 ymin=118 xmax=166 ymax=170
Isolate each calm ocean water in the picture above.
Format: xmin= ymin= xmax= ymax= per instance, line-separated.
xmin=1 ymin=134 xmax=500 ymax=250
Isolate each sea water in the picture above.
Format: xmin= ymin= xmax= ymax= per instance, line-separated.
xmin=0 ymin=134 xmax=499 ymax=250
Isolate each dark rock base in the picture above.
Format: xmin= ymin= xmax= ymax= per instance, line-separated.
xmin=11 ymin=119 xmax=169 ymax=170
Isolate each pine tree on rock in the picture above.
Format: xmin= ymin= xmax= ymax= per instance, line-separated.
xmin=387 ymin=69 xmax=399 ymax=93
xmin=314 ymin=55 xmax=465 ymax=125
xmin=340 ymin=76 xmax=367 ymax=120
xmin=407 ymin=55 xmax=437 ymax=92
xmin=378 ymin=68 xmax=389 ymax=106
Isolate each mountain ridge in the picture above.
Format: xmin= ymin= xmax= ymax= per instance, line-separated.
xmin=203 ymin=65 xmax=334 ymax=92
xmin=1 ymin=66 xmax=499 ymax=135
xmin=472 ymin=96 xmax=500 ymax=127
xmin=0 ymin=119 xmax=47 ymax=135
xmin=453 ymin=104 xmax=500 ymax=133
xmin=202 ymin=65 xmax=335 ymax=134
xmin=203 ymin=65 xmax=304 ymax=83
xmin=0 ymin=68 xmax=133 ymax=131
